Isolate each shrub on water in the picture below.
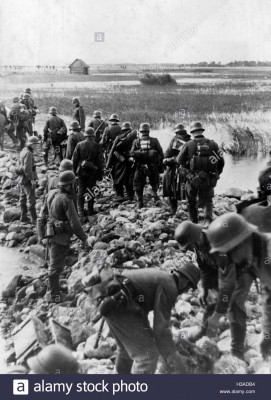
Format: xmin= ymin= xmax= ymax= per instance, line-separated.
xmin=139 ymin=72 xmax=177 ymax=86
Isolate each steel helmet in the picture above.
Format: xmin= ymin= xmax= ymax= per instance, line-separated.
xmin=175 ymin=221 xmax=203 ymax=250
xmin=69 ymin=121 xmax=81 ymax=131
xmin=109 ymin=113 xmax=119 ymax=122
xmin=72 ymin=97 xmax=79 ymax=103
xmin=25 ymin=88 xmax=31 ymax=94
xmin=190 ymin=121 xmax=205 ymax=133
xmin=49 ymin=106 xmax=57 ymax=114
xmin=205 ymin=212 xmax=258 ymax=254
xmin=121 ymin=121 xmax=132 ymax=131
xmin=59 ymin=171 xmax=76 ymax=186
xmin=59 ymin=159 xmax=74 ymax=172
xmin=27 ymin=344 xmax=79 ymax=374
xmin=139 ymin=122 xmax=150 ymax=132
xmin=175 ymin=262 xmax=200 ymax=289
xmin=22 ymin=93 xmax=31 ymax=99
xmin=13 ymin=97 xmax=20 ymax=103
xmin=258 ymin=166 xmax=271 ymax=195
xmin=27 ymin=136 xmax=40 ymax=146
xmin=84 ymin=127 xmax=95 ymax=137
xmin=174 ymin=123 xmax=185 ymax=133
xmin=93 ymin=110 xmax=101 ymax=118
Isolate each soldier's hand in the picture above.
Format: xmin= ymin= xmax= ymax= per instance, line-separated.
xmin=260 ymin=336 xmax=271 ymax=360
xmin=128 ymin=157 xmax=134 ymax=163
xmin=199 ymin=288 xmax=208 ymax=307
xmin=206 ymin=313 xmax=221 ymax=338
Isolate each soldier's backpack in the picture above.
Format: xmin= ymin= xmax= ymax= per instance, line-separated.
xmin=190 ymin=139 xmax=218 ymax=173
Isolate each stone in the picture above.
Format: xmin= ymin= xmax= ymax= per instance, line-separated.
xmin=2 ymin=178 xmax=13 ymax=190
xmin=2 ymin=275 xmax=22 ymax=298
xmin=255 ymin=324 xmax=261 ymax=333
xmin=175 ymin=299 xmax=192 ymax=317
xmin=222 ymin=188 xmax=246 ymax=199
xmin=3 ymin=208 xmax=21 ymax=223
xmin=29 ymin=244 xmax=46 ymax=260
xmin=196 ymin=336 xmax=220 ymax=360
xmin=79 ymin=358 xmax=114 ymax=374
xmin=26 ymin=235 xmax=38 ymax=246
xmin=213 ymin=355 xmax=247 ymax=374
xmin=7 ymin=239 xmax=17 ymax=247
xmin=105 ymin=248 xmax=131 ymax=268
xmin=84 ymin=334 xmax=113 ymax=359
xmin=93 ymin=242 xmax=109 ymax=250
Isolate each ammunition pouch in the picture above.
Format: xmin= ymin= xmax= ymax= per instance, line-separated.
xmin=113 ymin=151 xmax=126 ymax=163
xmin=190 ymin=155 xmax=218 ymax=173
xmin=53 ymin=220 xmax=71 ymax=235
xmin=77 ymin=160 xmax=98 ymax=177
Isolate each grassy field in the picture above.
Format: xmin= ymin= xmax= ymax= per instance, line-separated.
xmin=1 ymin=67 xmax=271 ymax=153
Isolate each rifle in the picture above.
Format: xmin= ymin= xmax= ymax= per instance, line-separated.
xmin=94 ymin=317 xmax=105 ymax=349
xmin=94 ymin=117 xmax=108 ymax=141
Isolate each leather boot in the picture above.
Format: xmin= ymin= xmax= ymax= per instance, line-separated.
xmin=43 ymin=154 xmax=48 ymax=168
xmin=230 ymin=322 xmax=246 ymax=360
xmin=48 ymin=272 xmax=61 ymax=303
xmin=136 ymin=190 xmax=144 ymax=208
xmin=187 ymin=202 xmax=198 ymax=223
xmin=170 ymin=198 xmax=178 ymax=214
xmin=204 ymin=203 xmax=213 ymax=225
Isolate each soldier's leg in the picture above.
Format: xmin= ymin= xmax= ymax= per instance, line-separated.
xmin=24 ymin=183 xmax=37 ymax=223
xmin=48 ymin=241 xmax=69 ymax=302
xmin=17 ymin=126 xmax=27 ymax=151
xmin=114 ymin=337 xmax=133 ymax=374
xmin=19 ymin=185 xmax=28 ymax=221
xmin=77 ymin=177 xmax=87 ymax=218
xmin=6 ymin=123 xmax=18 ymax=145
xmin=134 ymin=168 xmax=146 ymax=208
xmin=185 ymin=182 xmax=199 ymax=223
xmin=199 ymin=187 xmax=214 ymax=224
xmin=228 ymin=272 xmax=254 ymax=360
xmin=169 ymin=198 xmax=178 ymax=214
xmin=106 ymin=307 xmax=159 ymax=374
xmin=0 ymin=132 xmax=3 ymax=151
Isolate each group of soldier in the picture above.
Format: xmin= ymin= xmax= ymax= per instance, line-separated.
xmin=3 ymin=91 xmax=271 ymax=374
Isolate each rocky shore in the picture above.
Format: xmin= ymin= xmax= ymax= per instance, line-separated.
xmin=0 ymin=149 xmax=269 ymax=374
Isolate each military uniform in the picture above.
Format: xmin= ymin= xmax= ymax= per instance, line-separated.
xmin=72 ymin=104 xmax=85 ymax=131
xmin=163 ymin=130 xmax=191 ymax=212
xmin=66 ymin=130 xmax=85 ymax=159
xmin=9 ymin=101 xmax=30 ymax=150
xmin=18 ymin=145 xmax=38 ymax=223
xmin=88 ymin=117 xmax=108 ymax=143
xmin=43 ymin=113 xmax=67 ymax=166
xmin=177 ymin=134 xmax=224 ymax=223
xmin=46 ymin=188 xmax=88 ymax=301
xmin=101 ymin=124 xmax=122 ymax=160
xmin=130 ymin=133 xmax=163 ymax=207
xmin=106 ymin=126 xmax=137 ymax=200
xmin=88 ymin=266 xmax=199 ymax=374
xmin=72 ymin=133 xmax=103 ymax=217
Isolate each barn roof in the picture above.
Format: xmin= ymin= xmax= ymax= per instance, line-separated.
xmin=69 ymin=59 xmax=89 ymax=68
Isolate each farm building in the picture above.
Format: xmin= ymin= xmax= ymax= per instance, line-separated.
xmin=69 ymin=59 xmax=89 ymax=75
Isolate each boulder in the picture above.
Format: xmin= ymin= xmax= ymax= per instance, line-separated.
xmin=79 ymin=358 xmax=114 ymax=374
xmin=3 ymin=208 xmax=21 ymax=223
xmin=175 ymin=299 xmax=192 ymax=317
xmin=2 ymin=275 xmax=22 ymax=298
xmin=222 ymin=188 xmax=245 ymax=199
xmin=213 ymin=355 xmax=247 ymax=374
xmin=196 ymin=336 xmax=220 ymax=360
xmin=29 ymin=244 xmax=46 ymax=260
xmin=84 ymin=334 xmax=113 ymax=359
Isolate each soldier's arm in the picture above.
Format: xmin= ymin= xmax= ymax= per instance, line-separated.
xmin=65 ymin=198 xmax=88 ymax=242
xmin=79 ymin=107 xmax=85 ymax=130
xmin=260 ymin=283 xmax=271 ymax=358
xmin=153 ymin=284 xmax=178 ymax=361
xmin=130 ymin=138 xmax=139 ymax=156
xmin=213 ymin=142 xmax=225 ymax=174
xmin=215 ymin=255 xmax=236 ymax=314
xmin=176 ymin=143 xmax=189 ymax=167
xmin=23 ymin=152 xmax=34 ymax=182
xmin=155 ymin=138 xmax=164 ymax=159
xmin=66 ymin=136 xmax=74 ymax=160
xmin=43 ymin=120 xmax=49 ymax=140
xmin=100 ymin=128 xmax=108 ymax=146
xmin=72 ymin=144 xmax=79 ymax=173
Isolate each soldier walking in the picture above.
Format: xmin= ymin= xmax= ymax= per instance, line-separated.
xmin=130 ymin=123 xmax=164 ymax=208
xmin=72 ymin=97 xmax=85 ymax=131
xmin=106 ymin=122 xmax=137 ymax=201
xmin=43 ymin=107 xmax=67 ymax=167
xmin=66 ymin=121 xmax=84 ymax=159
xmin=100 ymin=114 xmax=121 ymax=161
xmin=72 ymin=127 xmax=103 ymax=220
xmin=9 ymin=97 xmax=30 ymax=150
xmin=206 ymin=213 xmax=271 ymax=360
xmin=177 ymin=121 xmax=224 ymax=225
xmin=44 ymin=171 xmax=91 ymax=303
xmin=163 ymin=123 xmax=191 ymax=213
xmin=85 ymin=264 xmax=200 ymax=373
xmin=88 ymin=110 xmax=108 ymax=143
xmin=18 ymin=136 xmax=40 ymax=224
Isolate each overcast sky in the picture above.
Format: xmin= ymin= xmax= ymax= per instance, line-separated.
xmin=0 ymin=0 xmax=271 ymax=65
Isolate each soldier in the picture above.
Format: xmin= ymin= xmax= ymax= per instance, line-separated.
xmin=45 ymin=171 xmax=91 ymax=303
xmin=66 ymin=121 xmax=85 ymax=159
xmin=72 ymin=97 xmax=85 ymax=131
xmin=175 ymin=221 xmax=237 ymax=343
xmin=45 ymin=159 xmax=74 ymax=194
xmin=21 ymin=93 xmax=35 ymax=135
xmin=9 ymin=97 xmax=30 ymax=150
xmin=206 ymin=213 xmax=271 ymax=360
xmin=18 ymin=136 xmax=40 ymax=224
xmin=106 ymin=122 xmax=137 ymax=201
xmin=85 ymin=263 xmax=200 ymax=373
xmin=88 ymin=110 xmax=108 ymax=143
xmin=177 ymin=121 xmax=224 ymax=225
xmin=43 ymin=107 xmax=67 ymax=167
xmin=130 ymin=123 xmax=164 ymax=208
xmin=72 ymin=127 xmax=103 ymax=220
xmin=100 ymin=114 xmax=122 ymax=161
xmin=163 ymin=123 xmax=191 ymax=213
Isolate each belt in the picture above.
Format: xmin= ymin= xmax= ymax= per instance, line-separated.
xmin=117 ymin=276 xmax=138 ymax=300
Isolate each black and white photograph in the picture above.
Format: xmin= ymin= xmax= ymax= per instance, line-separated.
xmin=0 ymin=0 xmax=271 ymax=390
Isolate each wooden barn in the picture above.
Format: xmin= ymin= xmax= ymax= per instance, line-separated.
xmin=69 ymin=59 xmax=89 ymax=75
